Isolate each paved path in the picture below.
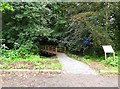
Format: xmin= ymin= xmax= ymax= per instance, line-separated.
xmin=57 ymin=53 xmax=97 ymax=75
xmin=1 ymin=72 xmax=118 ymax=87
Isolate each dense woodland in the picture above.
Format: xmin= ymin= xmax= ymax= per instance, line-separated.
xmin=1 ymin=2 xmax=120 ymax=56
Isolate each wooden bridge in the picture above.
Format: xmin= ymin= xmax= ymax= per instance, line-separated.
xmin=40 ymin=45 xmax=66 ymax=54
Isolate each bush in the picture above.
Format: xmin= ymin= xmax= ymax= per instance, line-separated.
xmin=0 ymin=44 xmax=34 ymax=60
xmin=102 ymin=56 xmax=118 ymax=67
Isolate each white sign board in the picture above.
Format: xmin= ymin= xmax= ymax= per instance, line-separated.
xmin=102 ymin=45 xmax=114 ymax=53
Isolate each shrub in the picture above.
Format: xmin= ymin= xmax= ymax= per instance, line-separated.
xmin=102 ymin=56 xmax=118 ymax=67
xmin=0 ymin=44 xmax=34 ymax=60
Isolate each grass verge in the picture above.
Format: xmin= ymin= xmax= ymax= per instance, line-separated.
xmin=0 ymin=54 xmax=62 ymax=70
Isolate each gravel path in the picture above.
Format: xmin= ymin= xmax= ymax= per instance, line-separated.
xmin=57 ymin=53 xmax=97 ymax=75
xmin=1 ymin=72 xmax=118 ymax=87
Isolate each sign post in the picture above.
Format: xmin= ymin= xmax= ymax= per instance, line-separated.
xmin=102 ymin=45 xmax=115 ymax=60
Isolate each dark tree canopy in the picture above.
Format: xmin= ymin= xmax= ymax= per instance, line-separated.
xmin=2 ymin=2 xmax=120 ymax=55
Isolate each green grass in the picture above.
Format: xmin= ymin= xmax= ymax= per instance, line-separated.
xmin=67 ymin=51 xmax=119 ymax=74
xmin=0 ymin=47 xmax=62 ymax=70
xmin=0 ymin=50 xmax=62 ymax=70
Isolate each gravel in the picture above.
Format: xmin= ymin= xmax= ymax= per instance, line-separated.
xmin=57 ymin=53 xmax=97 ymax=75
xmin=1 ymin=72 xmax=118 ymax=87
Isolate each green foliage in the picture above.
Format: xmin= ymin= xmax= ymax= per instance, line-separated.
xmin=3 ymin=2 xmax=53 ymax=51
xmin=48 ymin=63 xmax=62 ymax=70
xmin=102 ymin=56 xmax=118 ymax=67
xmin=60 ymin=2 xmax=119 ymax=55
xmin=0 ymin=45 xmax=62 ymax=69
xmin=115 ymin=2 xmax=120 ymax=50
xmin=84 ymin=55 xmax=91 ymax=59
xmin=1 ymin=45 xmax=19 ymax=62
xmin=2 ymin=2 xmax=120 ymax=56
xmin=2 ymin=2 xmax=67 ymax=52
xmin=67 ymin=52 xmax=92 ymax=64
xmin=0 ymin=2 xmax=13 ymax=12
xmin=1 ymin=44 xmax=31 ymax=60
xmin=101 ymin=51 xmax=120 ymax=67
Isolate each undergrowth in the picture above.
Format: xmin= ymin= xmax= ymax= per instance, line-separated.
xmin=0 ymin=44 xmax=62 ymax=69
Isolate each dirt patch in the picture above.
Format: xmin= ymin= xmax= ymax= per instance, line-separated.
xmin=89 ymin=61 xmax=107 ymax=71
xmin=45 ymin=60 xmax=59 ymax=65
xmin=1 ymin=73 xmax=118 ymax=87
xmin=39 ymin=58 xmax=59 ymax=65
xmin=10 ymin=61 xmax=34 ymax=69
xmin=0 ymin=61 xmax=3 ymax=65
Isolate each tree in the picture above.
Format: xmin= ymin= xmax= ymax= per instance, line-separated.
xmin=2 ymin=2 xmax=120 ymax=55
xmin=60 ymin=2 xmax=119 ymax=55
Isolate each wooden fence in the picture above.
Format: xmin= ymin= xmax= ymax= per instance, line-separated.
xmin=40 ymin=45 xmax=66 ymax=54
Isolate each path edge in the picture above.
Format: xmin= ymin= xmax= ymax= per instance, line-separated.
xmin=0 ymin=69 xmax=62 ymax=74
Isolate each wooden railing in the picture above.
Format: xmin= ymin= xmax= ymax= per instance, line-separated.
xmin=40 ymin=45 xmax=66 ymax=54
